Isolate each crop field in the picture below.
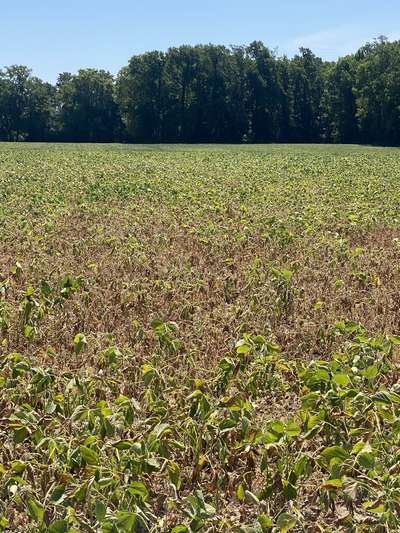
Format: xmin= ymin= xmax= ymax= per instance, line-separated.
xmin=1 ymin=142 xmax=400 ymax=532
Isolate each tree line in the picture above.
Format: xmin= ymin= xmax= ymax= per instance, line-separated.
xmin=1 ymin=37 xmax=399 ymax=145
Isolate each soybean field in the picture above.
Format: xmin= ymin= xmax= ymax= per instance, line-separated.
xmin=1 ymin=143 xmax=400 ymax=532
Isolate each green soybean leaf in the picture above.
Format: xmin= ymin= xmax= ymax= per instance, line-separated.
xmin=95 ymin=500 xmax=107 ymax=522
xmin=276 ymin=512 xmax=296 ymax=532
xmin=79 ymin=445 xmax=99 ymax=465
xmin=333 ymin=373 xmax=351 ymax=387
xmin=26 ymin=497 xmax=44 ymax=524
xmin=48 ymin=520 xmax=68 ymax=533
xmin=126 ymin=482 xmax=149 ymax=501
xmin=258 ymin=514 xmax=273 ymax=531
xmin=321 ymin=446 xmax=349 ymax=463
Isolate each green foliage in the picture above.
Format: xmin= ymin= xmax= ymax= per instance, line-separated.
xmin=2 ymin=38 xmax=400 ymax=144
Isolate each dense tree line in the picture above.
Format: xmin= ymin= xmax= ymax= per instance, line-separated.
xmin=1 ymin=37 xmax=400 ymax=145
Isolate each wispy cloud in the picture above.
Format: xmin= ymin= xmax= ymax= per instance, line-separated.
xmin=282 ymin=25 xmax=400 ymax=60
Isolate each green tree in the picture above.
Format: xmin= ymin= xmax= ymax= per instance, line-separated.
xmin=323 ymin=57 xmax=358 ymax=143
xmin=57 ymin=69 xmax=122 ymax=142
xmin=246 ymin=42 xmax=283 ymax=142
xmin=354 ymin=38 xmax=400 ymax=145
xmin=0 ymin=66 xmax=54 ymax=141
xmin=289 ymin=48 xmax=324 ymax=142
xmin=117 ymin=52 xmax=165 ymax=142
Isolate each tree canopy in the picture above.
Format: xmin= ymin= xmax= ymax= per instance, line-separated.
xmin=1 ymin=38 xmax=400 ymax=145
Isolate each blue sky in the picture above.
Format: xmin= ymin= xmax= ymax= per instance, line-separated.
xmin=2 ymin=0 xmax=399 ymax=82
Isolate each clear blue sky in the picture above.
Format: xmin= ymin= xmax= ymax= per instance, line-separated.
xmin=2 ymin=0 xmax=399 ymax=82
